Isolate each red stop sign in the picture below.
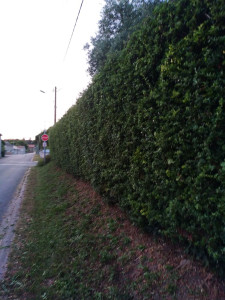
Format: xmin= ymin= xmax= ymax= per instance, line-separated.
xmin=41 ymin=134 xmax=49 ymax=141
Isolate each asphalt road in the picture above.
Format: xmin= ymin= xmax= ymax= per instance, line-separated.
xmin=0 ymin=153 xmax=37 ymax=223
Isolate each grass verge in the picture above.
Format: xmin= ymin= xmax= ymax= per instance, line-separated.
xmin=0 ymin=162 xmax=224 ymax=299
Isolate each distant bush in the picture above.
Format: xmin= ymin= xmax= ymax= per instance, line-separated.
xmin=37 ymin=155 xmax=51 ymax=167
xmin=1 ymin=140 xmax=5 ymax=157
xmin=50 ymin=0 xmax=225 ymax=275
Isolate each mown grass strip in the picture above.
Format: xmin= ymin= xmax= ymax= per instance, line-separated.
xmin=0 ymin=162 xmax=224 ymax=299
xmin=0 ymin=163 xmax=136 ymax=299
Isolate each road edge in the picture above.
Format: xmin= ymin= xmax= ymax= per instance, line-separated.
xmin=0 ymin=168 xmax=31 ymax=280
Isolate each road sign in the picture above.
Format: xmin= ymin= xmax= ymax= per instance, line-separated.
xmin=41 ymin=134 xmax=49 ymax=141
xmin=43 ymin=142 xmax=47 ymax=148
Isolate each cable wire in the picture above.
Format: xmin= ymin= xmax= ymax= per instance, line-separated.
xmin=64 ymin=0 xmax=85 ymax=60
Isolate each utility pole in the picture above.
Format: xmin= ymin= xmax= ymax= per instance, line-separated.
xmin=54 ymin=86 xmax=57 ymax=124
xmin=40 ymin=87 xmax=57 ymax=125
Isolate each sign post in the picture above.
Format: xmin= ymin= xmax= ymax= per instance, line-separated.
xmin=41 ymin=134 xmax=49 ymax=164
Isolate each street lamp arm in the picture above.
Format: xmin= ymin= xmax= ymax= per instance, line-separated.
xmin=39 ymin=87 xmax=57 ymax=124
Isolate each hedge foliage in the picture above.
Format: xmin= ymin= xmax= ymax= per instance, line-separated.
xmin=50 ymin=0 xmax=225 ymax=273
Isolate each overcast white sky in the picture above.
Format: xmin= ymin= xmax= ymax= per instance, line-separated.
xmin=0 ymin=0 xmax=105 ymax=140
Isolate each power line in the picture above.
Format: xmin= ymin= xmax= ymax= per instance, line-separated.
xmin=64 ymin=0 xmax=85 ymax=60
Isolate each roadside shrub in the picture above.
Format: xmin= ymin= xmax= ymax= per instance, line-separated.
xmin=1 ymin=140 xmax=5 ymax=157
xmin=50 ymin=0 xmax=225 ymax=274
xmin=37 ymin=155 xmax=51 ymax=167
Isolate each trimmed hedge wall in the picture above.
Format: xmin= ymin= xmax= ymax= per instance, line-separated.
xmin=50 ymin=0 xmax=225 ymax=273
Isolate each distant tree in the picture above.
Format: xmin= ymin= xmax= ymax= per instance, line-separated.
xmin=85 ymin=0 xmax=161 ymax=76
xmin=1 ymin=140 xmax=5 ymax=157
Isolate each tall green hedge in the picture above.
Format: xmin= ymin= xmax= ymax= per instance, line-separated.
xmin=50 ymin=0 xmax=225 ymax=274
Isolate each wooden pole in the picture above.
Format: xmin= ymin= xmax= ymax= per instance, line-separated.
xmin=54 ymin=86 xmax=57 ymax=124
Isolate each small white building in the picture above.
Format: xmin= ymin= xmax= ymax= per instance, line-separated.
xmin=4 ymin=141 xmax=14 ymax=154
xmin=13 ymin=145 xmax=26 ymax=154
